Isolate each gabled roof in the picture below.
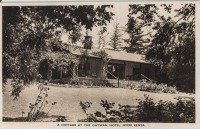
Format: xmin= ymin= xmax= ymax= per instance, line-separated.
xmin=69 ymin=46 xmax=150 ymax=64
xmin=102 ymin=49 xmax=149 ymax=64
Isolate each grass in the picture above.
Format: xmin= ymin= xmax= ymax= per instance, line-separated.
xmin=3 ymin=83 xmax=194 ymax=122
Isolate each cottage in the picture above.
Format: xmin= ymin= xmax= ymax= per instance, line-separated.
xmin=38 ymin=35 xmax=155 ymax=82
xmin=38 ymin=45 xmax=155 ymax=82
xmin=71 ymin=47 xmax=155 ymax=81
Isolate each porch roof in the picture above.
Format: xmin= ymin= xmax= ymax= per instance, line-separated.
xmin=69 ymin=46 xmax=151 ymax=64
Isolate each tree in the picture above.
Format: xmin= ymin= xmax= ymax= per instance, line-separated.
xmin=2 ymin=5 xmax=114 ymax=98
xmin=68 ymin=24 xmax=83 ymax=44
xmin=125 ymin=4 xmax=158 ymax=54
xmin=146 ymin=4 xmax=195 ymax=92
xmin=109 ymin=22 xmax=123 ymax=50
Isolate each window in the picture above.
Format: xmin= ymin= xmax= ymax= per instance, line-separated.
xmin=84 ymin=63 xmax=91 ymax=71
xmin=78 ymin=63 xmax=92 ymax=77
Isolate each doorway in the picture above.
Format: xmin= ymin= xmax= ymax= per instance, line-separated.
xmin=132 ymin=67 xmax=141 ymax=80
xmin=107 ymin=63 xmax=124 ymax=79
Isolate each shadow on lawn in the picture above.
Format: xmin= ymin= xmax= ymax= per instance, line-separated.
xmin=3 ymin=114 xmax=71 ymax=122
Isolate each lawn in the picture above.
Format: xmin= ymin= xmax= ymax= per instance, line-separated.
xmin=3 ymin=83 xmax=194 ymax=122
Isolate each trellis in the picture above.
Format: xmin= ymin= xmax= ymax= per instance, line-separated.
xmin=40 ymin=51 xmax=79 ymax=80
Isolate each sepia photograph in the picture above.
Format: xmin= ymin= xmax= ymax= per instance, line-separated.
xmin=1 ymin=1 xmax=197 ymax=126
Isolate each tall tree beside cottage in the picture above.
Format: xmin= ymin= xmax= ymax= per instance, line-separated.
xmin=125 ymin=4 xmax=158 ymax=54
xmin=109 ymin=22 xmax=123 ymax=50
xmin=146 ymin=4 xmax=195 ymax=92
xmin=125 ymin=4 xmax=195 ymax=92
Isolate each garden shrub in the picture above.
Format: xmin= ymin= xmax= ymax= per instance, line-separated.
xmin=136 ymin=95 xmax=195 ymax=122
xmin=77 ymin=78 xmax=113 ymax=87
xmin=125 ymin=79 xmax=177 ymax=94
xmin=10 ymin=79 xmax=25 ymax=100
xmin=51 ymin=78 xmax=114 ymax=87
xmin=79 ymin=100 xmax=136 ymax=122
xmin=79 ymin=95 xmax=195 ymax=122
xmin=26 ymin=84 xmax=57 ymax=121
xmin=56 ymin=116 xmax=67 ymax=122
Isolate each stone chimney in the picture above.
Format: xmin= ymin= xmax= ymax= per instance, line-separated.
xmin=83 ymin=36 xmax=92 ymax=49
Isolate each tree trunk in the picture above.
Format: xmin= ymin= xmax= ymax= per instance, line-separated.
xmin=72 ymin=63 xmax=77 ymax=79
xmin=102 ymin=61 xmax=107 ymax=79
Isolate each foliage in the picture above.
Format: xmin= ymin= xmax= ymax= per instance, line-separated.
xmin=135 ymin=94 xmax=157 ymax=122
xmin=26 ymin=84 xmax=57 ymax=121
xmin=80 ymin=101 xmax=92 ymax=114
xmin=10 ymin=79 xmax=25 ymax=100
xmin=96 ymin=30 xmax=109 ymax=49
xmin=68 ymin=24 xmax=83 ymax=44
xmin=50 ymin=78 xmax=113 ymax=87
xmin=135 ymin=94 xmax=195 ymax=122
xmin=146 ymin=4 xmax=195 ymax=92
xmin=125 ymin=4 xmax=195 ymax=92
xmin=79 ymin=95 xmax=195 ymax=123
xmin=56 ymin=116 xmax=67 ymax=122
xmin=138 ymin=79 xmax=177 ymax=93
xmin=113 ymin=79 xmax=177 ymax=93
xmin=79 ymin=100 xmax=136 ymax=122
xmin=3 ymin=5 xmax=114 ymax=97
xmin=125 ymin=4 xmax=158 ymax=53
xmin=75 ymin=79 xmax=113 ymax=87
xmin=109 ymin=22 xmax=124 ymax=50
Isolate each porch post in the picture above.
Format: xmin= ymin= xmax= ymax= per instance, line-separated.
xmin=72 ymin=64 xmax=77 ymax=79
xmin=76 ymin=65 xmax=78 ymax=77
xmin=140 ymin=63 xmax=142 ymax=80
xmin=60 ymin=67 xmax=63 ymax=79
xmin=47 ymin=60 xmax=52 ymax=81
xmin=124 ymin=61 xmax=126 ymax=79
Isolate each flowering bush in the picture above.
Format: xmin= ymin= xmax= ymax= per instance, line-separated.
xmin=125 ymin=79 xmax=177 ymax=94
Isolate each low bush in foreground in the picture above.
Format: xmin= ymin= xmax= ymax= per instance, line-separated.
xmin=79 ymin=94 xmax=195 ymax=123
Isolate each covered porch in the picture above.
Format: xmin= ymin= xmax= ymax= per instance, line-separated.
xmin=106 ymin=60 xmax=155 ymax=81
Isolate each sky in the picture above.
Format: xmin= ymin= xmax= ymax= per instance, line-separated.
xmin=59 ymin=3 xmax=185 ymax=49
xmin=60 ymin=3 xmax=130 ymax=48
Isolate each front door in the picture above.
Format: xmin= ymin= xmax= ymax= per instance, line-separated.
xmin=133 ymin=67 xmax=141 ymax=80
